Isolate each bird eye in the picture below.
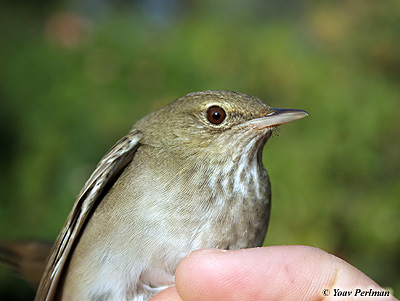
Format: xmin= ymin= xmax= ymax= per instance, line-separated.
xmin=207 ymin=106 xmax=226 ymax=125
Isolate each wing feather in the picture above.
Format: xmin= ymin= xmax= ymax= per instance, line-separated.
xmin=35 ymin=130 xmax=142 ymax=301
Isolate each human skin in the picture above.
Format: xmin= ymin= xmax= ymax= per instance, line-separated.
xmin=151 ymin=246 xmax=397 ymax=301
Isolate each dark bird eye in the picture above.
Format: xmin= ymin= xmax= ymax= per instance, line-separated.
xmin=207 ymin=106 xmax=226 ymax=125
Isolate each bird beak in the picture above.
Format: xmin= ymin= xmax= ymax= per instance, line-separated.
xmin=243 ymin=108 xmax=309 ymax=130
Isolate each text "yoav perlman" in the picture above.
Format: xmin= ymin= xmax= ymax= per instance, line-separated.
xmin=333 ymin=288 xmax=390 ymax=297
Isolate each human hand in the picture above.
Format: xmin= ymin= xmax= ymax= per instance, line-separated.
xmin=151 ymin=246 xmax=396 ymax=300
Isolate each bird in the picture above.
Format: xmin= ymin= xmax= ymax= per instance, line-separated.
xmin=33 ymin=90 xmax=308 ymax=300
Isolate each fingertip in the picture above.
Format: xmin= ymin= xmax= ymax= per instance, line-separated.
xmin=176 ymin=249 xmax=229 ymax=300
xmin=176 ymin=247 xmax=280 ymax=300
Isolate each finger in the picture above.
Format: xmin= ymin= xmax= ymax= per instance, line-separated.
xmin=175 ymin=246 xmax=394 ymax=301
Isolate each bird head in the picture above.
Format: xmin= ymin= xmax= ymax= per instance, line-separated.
xmin=135 ymin=90 xmax=307 ymax=164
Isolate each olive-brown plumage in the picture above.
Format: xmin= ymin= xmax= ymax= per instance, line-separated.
xmin=35 ymin=90 xmax=308 ymax=300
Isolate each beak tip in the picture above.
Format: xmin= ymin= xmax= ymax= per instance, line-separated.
xmin=300 ymin=110 xmax=309 ymax=118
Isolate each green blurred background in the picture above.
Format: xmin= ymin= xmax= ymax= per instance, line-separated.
xmin=1 ymin=0 xmax=399 ymax=299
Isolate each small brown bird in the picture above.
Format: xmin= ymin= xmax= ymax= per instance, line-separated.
xmin=34 ymin=90 xmax=307 ymax=300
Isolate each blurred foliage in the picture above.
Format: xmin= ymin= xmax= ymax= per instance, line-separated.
xmin=0 ymin=0 xmax=399 ymax=299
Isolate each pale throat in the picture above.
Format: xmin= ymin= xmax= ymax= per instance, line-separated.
xmin=207 ymin=130 xmax=270 ymax=201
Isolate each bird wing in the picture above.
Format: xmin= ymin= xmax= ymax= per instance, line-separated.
xmin=35 ymin=130 xmax=142 ymax=301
